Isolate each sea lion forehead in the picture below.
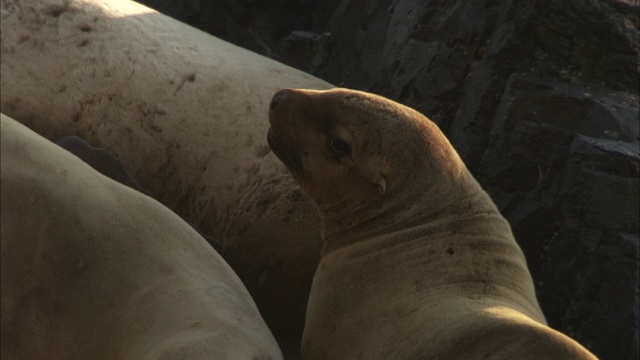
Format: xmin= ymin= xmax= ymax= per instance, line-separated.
xmin=276 ymin=88 xmax=407 ymax=128
xmin=318 ymin=89 xmax=407 ymax=122
xmin=313 ymin=90 xmax=398 ymax=145
xmin=286 ymin=89 xmax=425 ymax=157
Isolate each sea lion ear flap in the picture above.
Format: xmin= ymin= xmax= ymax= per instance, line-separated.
xmin=359 ymin=167 xmax=387 ymax=196
xmin=360 ymin=156 xmax=390 ymax=196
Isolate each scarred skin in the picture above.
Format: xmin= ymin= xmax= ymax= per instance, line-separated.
xmin=267 ymin=88 xmax=598 ymax=360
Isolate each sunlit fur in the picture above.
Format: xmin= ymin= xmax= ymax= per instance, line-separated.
xmin=268 ymin=88 xmax=598 ymax=360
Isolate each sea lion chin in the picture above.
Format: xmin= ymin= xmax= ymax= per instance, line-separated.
xmin=267 ymin=126 xmax=302 ymax=174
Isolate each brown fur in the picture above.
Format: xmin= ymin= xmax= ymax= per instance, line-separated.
xmin=267 ymin=88 xmax=598 ymax=359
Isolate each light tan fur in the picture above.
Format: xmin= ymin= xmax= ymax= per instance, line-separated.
xmin=1 ymin=114 xmax=282 ymax=360
xmin=1 ymin=0 xmax=331 ymax=350
xmin=267 ymin=88 xmax=598 ymax=359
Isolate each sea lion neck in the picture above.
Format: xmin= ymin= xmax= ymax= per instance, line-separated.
xmin=320 ymin=168 xmax=488 ymax=256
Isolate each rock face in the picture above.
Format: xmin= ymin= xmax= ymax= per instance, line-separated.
xmin=479 ymin=75 xmax=639 ymax=359
xmin=111 ymin=1 xmax=640 ymax=359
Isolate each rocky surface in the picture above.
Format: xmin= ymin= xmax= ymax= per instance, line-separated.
xmin=480 ymin=75 xmax=639 ymax=359
xmin=138 ymin=1 xmax=639 ymax=359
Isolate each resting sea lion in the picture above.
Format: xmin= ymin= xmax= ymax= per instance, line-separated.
xmin=1 ymin=114 xmax=282 ymax=360
xmin=1 ymin=0 xmax=330 ymax=353
xmin=55 ymin=135 xmax=224 ymax=254
xmin=55 ymin=136 xmax=150 ymax=194
xmin=267 ymin=88 xmax=598 ymax=359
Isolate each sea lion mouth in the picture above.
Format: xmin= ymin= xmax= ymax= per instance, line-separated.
xmin=267 ymin=127 xmax=302 ymax=173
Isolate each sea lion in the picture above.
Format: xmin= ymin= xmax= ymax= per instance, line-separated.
xmin=267 ymin=88 xmax=598 ymax=359
xmin=55 ymin=136 xmax=150 ymax=194
xmin=0 ymin=114 xmax=282 ymax=360
xmin=55 ymin=135 xmax=224 ymax=254
xmin=1 ymin=0 xmax=330 ymax=354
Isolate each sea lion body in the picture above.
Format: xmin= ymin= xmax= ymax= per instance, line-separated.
xmin=0 ymin=114 xmax=282 ymax=360
xmin=1 ymin=0 xmax=330 ymax=352
xmin=267 ymin=88 xmax=598 ymax=359
xmin=55 ymin=135 xmax=224 ymax=253
xmin=55 ymin=136 xmax=149 ymax=194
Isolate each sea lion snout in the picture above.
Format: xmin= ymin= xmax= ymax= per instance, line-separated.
xmin=267 ymin=89 xmax=304 ymax=173
xmin=269 ymin=88 xmax=292 ymax=111
xmin=268 ymin=89 xmax=296 ymax=130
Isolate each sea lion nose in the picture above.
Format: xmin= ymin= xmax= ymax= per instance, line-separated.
xmin=270 ymin=89 xmax=292 ymax=111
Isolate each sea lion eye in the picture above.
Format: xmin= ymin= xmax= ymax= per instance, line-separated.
xmin=328 ymin=138 xmax=350 ymax=156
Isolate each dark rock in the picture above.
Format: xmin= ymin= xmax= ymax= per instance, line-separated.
xmin=479 ymin=75 xmax=639 ymax=360
xmin=537 ymin=228 xmax=639 ymax=360
xmin=479 ymin=75 xmax=639 ymax=195
xmin=274 ymin=31 xmax=332 ymax=73
xmin=560 ymin=136 xmax=639 ymax=233
xmin=491 ymin=75 xmax=639 ymax=143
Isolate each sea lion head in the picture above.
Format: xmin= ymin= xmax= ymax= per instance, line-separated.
xmin=267 ymin=88 xmax=470 ymax=243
